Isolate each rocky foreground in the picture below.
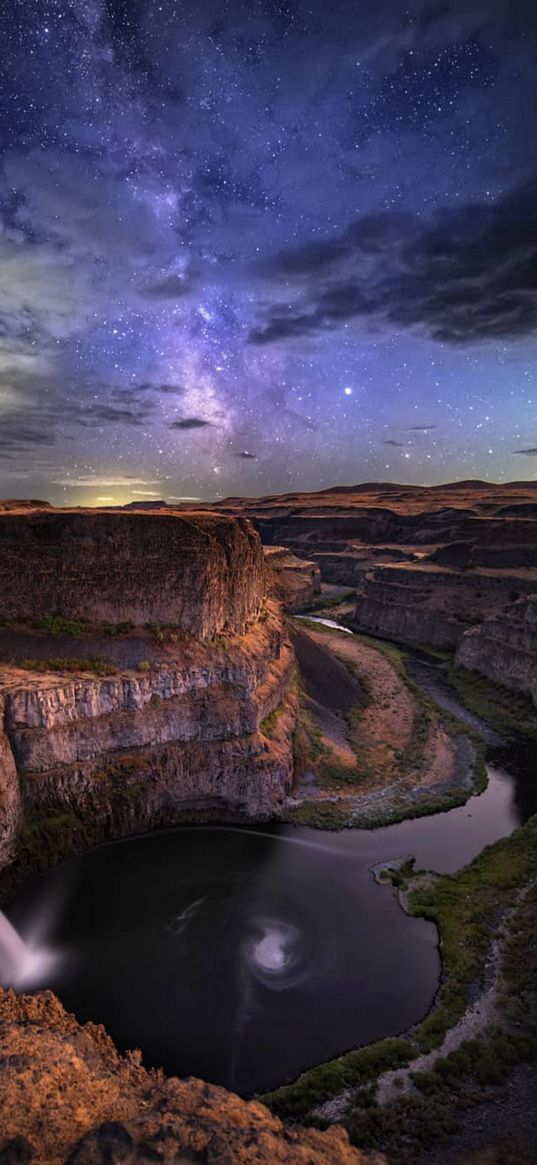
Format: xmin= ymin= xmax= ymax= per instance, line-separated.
xmin=0 ymin=989 xmax=378 ymax=1164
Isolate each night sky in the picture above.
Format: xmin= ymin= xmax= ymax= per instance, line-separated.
xmin=1 ymin=0 xmax=536 ymax=506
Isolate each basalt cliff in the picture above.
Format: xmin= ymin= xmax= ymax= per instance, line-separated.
xmin=0 ymin=506 xmax=297 ymax=875
xmin=206 ymin=480 xmax=537 ymax=688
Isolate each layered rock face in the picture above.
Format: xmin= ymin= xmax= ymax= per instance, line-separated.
xmin=206 ymin=482 xmax=537 ymax=650
xmin=0 ymin=508 xmax=297 ymax=871
xmin=456 ymin=594 xmax=537 ymax=706
xmin=0 ymin=508 xmax=264 ymax=637
xmin=353 ymin=564 xmax=537 ymax=649
xmin=0 ymin=989 xmax=379 ymax=1165
xmin=264 ymin=545 xmax=321 ymax=611
xmin=0 ymin=601 xmax=296 ymax=869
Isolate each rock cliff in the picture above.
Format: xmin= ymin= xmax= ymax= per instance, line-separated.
xmin=264 ymin=545 xmax=321 ymax=611
xmin=456 ymin=594 xmax=537 ymax=706
xmin=353 ymin=564 xmax=537 ymax=648
xmin=0 ymin=508 xmax=297 ymax=875
xmin=0 ymin=988 xmax=381 ymax=1165
xmin=0 ymin=508 xmax=264 ymax=637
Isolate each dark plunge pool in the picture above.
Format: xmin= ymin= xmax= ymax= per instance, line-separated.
xmin=3 ymin=650 xmax=536 ymax=1096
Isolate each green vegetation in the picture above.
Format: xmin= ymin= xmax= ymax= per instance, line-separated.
xmin=260 ymin=698 xmax=287 ymax=737
xmin=344 ymin=879 xmax=537 ymax=1162
xmin=262 ymin=815 xmax=537 ymax=1143
xmin=446 ymin=662 xmax=537 ymax=741
xmin=301 ymin=590 xmax=356 ymax=613
xmin=34 ymin=615 xmax=135 ymax=638
xmin=263 ymin=1038 xmax=415 ymax=1120
xmin=20 ymin=655 xmax=117 ymax=676
xmin=18 ymin=812 xmax=83 ymax=871
xmin=35 ymin=615 xmax=90 ymax=637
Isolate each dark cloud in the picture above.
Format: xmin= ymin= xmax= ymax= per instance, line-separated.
xmin=237 ymin=450 xmax=257 ymax=458
xmin=407 ymin=424 xmax=439 ymax=431
xmin=138 ymin=382 xmax=185 ymax=394
xmin=250 ymin=185 xmax=537 ymax=346
xmin=170 ymin=417 xmax=213 ymax=429
xmin=514 ymin=447 xmax=537 ymax=455
xmin=142 ymin=275 xmax=191 ymax=300
xmin=0 ymin=422 xmax=56 ymax=456
xmin=79 ymin=404 xmax=150 ymax=426
xmin=383 ymin=439 xmax=407 ymax=447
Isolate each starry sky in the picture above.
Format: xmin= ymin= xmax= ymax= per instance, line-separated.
xmin=1 ymin=0 xmax=536 ymax=506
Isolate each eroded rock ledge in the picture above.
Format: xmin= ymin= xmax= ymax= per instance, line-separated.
xmin=0 ymin=509 xmax=299 ymax=872
xmin=0 ymin=988 xmax=380 ymax=1164
xmin=0 ymin=507 xmax=264 ymax=638
xmin=456 ymin=593 xmax=537 ymax=707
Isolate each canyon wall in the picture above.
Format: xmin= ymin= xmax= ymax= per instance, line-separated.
xmin=456 ymin=594 xmax=537 ymax=706
xmin=353 ymin=564 xmax=537 ymax=648
xmin=264 ymin=545 xmax=321 ymax=611
xmin=0 ymin=509 xmax=298 ymax=875
xmin=0 ymin=509 xmax=264 ymax=637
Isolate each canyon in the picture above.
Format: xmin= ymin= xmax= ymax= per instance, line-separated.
xmin=0 ymin=485 xmax=536 ymax=1165
xmin=210 ymin=480 xmax=537 ymax=701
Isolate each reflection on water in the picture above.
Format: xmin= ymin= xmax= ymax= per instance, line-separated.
xmin=1 ymin=648 xmax=534 ymax=1095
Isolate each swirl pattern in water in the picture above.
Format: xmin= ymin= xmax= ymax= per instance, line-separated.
xmin=2 ymin=825 xmax=441 ymax=1095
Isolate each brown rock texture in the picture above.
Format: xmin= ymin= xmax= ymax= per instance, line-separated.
xmin=353 ymin=564 xmax=537 ymax=648
xmin=0 ymin=509 xmax=265 ymax=637
xmin=0 ymin=600 xmax=297 ymax=877
xmin=0 ymin=989 xmax=382 ymax=1165
xmin=264 ymin=545 xmax=321 ymax=611
xmin=199 ymin=481 xmax=537 ymax=649
xmin=456 ymin=594 xmax=537 ymax=706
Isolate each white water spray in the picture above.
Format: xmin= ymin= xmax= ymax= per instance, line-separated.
xmin=0 ymin=910 xmax=58 ymax=988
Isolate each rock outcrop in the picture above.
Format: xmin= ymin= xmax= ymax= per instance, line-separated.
xmin=264 ymin=546 xmax=321 ymax=611
xmin=0 ymin=508 xmax=297 ymax=873
xmin=0 ymin=509 xmax=264 ymax=638
xmin=0 ymin=601 xmax=296 ymax=873
xmin=456 ymin=594 xmax=537 ymax=706
xmin=353 ymin=564 xmax=537 ymax=648
xmin=0 ymin=989 xmax=381 ymax=1165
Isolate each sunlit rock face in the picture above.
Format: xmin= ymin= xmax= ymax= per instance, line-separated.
xmin=264 ymin=545 xmax=321 ymax=611
xmin=456 ymin=594 xmax=537 ymax=707
xmin=0 ymin=508 xmax=265 ymax=638
xmin=0 ymin=510 xmax=298 ymax=877
xmin=0 ymin=990 xmax=383 ymax=1165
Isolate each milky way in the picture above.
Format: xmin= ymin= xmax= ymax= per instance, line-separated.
xmin=1 ymin=0 xmax=536 ymax=504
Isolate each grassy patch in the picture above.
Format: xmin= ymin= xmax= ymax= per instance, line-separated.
xmin=446 ymin=663 xmax=537 ymax=741
xmin=33 ymin=615 xmax=135 ymax=638
xmin=344 ymin=878 xmax=537 ymax=1163
xmin=262 ymin=1038 xmax=415 ymax=1120
xmin=19 ymin=655 xmax=118 ymax=676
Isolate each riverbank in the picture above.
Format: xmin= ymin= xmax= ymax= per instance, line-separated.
xmin=282 ymin=618 xmax=485 ymax=830
xmin=262 ymin=815 xmax=537 ymax=1162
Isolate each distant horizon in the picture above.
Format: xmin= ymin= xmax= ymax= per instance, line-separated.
xmin=4 ymin=474 xmax=537 ymax=512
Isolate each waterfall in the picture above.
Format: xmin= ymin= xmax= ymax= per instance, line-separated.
xmin=0 ymin=909 xmax=57 ymax=988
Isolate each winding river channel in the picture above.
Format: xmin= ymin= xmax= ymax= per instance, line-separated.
xmin=2 ymin=624 xmax=536 ymax=1096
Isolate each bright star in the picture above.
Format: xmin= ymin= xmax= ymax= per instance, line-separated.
xmin=343 ymin=386 xmax=353 ymax=396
